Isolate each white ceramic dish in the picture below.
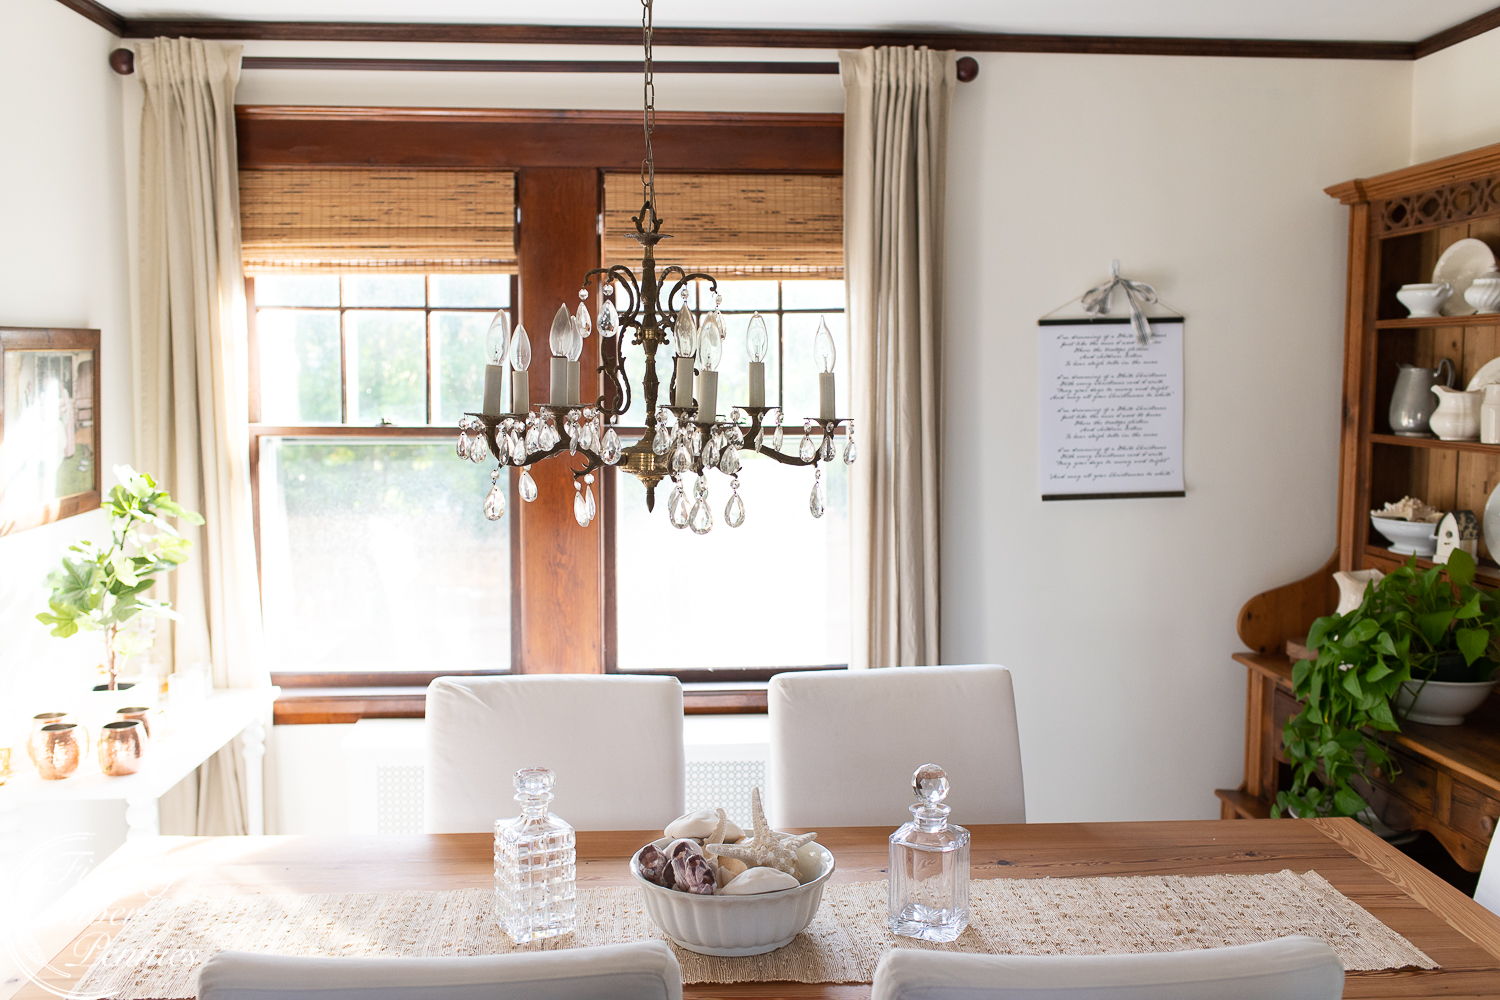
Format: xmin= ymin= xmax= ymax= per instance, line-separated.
xmin=1465 ymin=355 xmax=1500 ymax=391
xmin=1484 ymin=481 xmax=1500 ymax=564
xmin=1432 ymin=238 xmax=1498 ymax=316
xmin=630 ymin=837 xmax=835 ymax=956
xmin=1394 ymin=679 xmax=1497 ymax=725
xmin=1370 ymin=515 xmax=1438 ymax=557
xmin=1465 ymin=275 xmax=1500 ymax=314
xmin=1396 ymin=283 xmax=1453 ymax=318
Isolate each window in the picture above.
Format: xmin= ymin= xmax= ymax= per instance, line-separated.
xmin=249 ymin=274 xmax=515 ymax=673
xmin=610 ymin=278 xmax=851 ymax=672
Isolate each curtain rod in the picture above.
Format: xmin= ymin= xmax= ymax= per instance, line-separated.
xmin=108 ymin=50 xmax=980 ymax=80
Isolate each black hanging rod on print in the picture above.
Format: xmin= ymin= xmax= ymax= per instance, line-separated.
xmin=107 ymin=50 xmax=980 ymax=81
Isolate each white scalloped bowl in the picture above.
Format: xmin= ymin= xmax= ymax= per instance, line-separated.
xmin=630 ymin=837 xmax=836 ymax=956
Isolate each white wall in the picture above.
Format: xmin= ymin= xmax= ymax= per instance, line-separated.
xmin=0 ymin=0 xmax=132 ymax=985
xmin=942 ymin=53 xmax=1411 ymax=821
xmin=1412 ymin=29 xmax=1500 ymax=163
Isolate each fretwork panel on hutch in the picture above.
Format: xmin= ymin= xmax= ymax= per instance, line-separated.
xmin=1218 ymin=142 xmax=1500 ymax=873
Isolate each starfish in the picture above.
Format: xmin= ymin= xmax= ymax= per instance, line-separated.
xmin=704 ymin=788 xmax=816 ymax=876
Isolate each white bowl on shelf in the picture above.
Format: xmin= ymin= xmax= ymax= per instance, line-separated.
xmin=630 ymin=837 xmax=835 ymax=956
xmin=1370 ymin=515 xmax=1438 ymax=557
xmin=1395 ymin=679 xmax=1497 ymax=725
xmin=1396 ymin=283 xmax=1454 ymax=318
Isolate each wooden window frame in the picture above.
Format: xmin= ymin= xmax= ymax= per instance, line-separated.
xmin=240 ymin=107 xmax=845 ymax=720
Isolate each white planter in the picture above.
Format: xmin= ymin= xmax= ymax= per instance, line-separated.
xmin=1395 ymin=679 xmax=1496 ymax=726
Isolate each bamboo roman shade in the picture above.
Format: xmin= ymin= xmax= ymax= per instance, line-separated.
xmin=602 ymin=173 xmax=842 ymax=277
xmin=239 ymin=169 xmax=516 ymax=274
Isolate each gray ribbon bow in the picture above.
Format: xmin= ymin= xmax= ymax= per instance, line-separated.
xmin=1081 ymin=260 xmax=1158 ymax=346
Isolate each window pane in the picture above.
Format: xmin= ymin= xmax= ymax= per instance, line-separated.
xmin=342 ymin=274 xmax=425 ymax=307
xmin=781 ymin=312 xmax=847 ymax=421
xmin=255 ymin=275 xmax=340 ymax=307
xmin=429 ymin=275 xmax=510 ymax=308
xmin=614 ymin=453 xmax=849 ymax=669
xmin=433 ymin=310 xmax=491 ymax=425
xmin=347 ymin=311 xmax=426 ymax=424
xmin=257 ymin=309 xmax=341 ymax=423
xmin=781 ymin=279 xmax=845 ymax=311
xmin=696 ymin=278 xmax=778 ymax=312
xmin=259 ymin=438 xmax=510 ymax=671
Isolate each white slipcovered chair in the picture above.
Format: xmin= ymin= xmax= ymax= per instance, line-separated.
xmin=767 ymin=664 xmax=1025 ymax=828
xmin=424 ymin=675 xmax=684 ymax=833
xmin=197 ymin=942 xmax=682 ymax=1000
xmin=1477 ymin=824 xmax=1500 ymax=916
xmin=870 ymin=936 xmax=1344 ymax=1000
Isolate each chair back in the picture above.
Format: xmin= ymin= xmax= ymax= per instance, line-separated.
xmin=424 ymin=675 xmax=684 ymax=833
xmin=870 ymin=936 xmax=1344 ymax=1000
xmin=1477 ymin=826 xmax=1500 ymax=916
xmin=767 ymin=664 xmax=1024 ymax=828
xmin=198 ymin=942 xmax=682 ymax=1000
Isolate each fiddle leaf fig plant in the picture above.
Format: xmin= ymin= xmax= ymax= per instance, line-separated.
xmin=1273 ymin=548 xmax=1500 ymax=821
xmin=36 ymin=465 xmax=204 ymax=690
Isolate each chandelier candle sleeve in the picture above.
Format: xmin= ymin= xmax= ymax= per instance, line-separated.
xmin=483 ymin=311 xmax=512 ymax=417
xmin=746 ymin=312 xmax=769 ymax=408
xmin=510 ymin=323 xmax=531 ymax=413
xmin=816 ymin=317 xmax=837 ymax=420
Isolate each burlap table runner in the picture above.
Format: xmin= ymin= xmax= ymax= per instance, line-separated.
xmin=77 ymin=870 xmax=1434 ymax=997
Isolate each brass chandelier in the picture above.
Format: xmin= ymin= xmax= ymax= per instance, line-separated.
xmin=457 ymin=0 xmax=852 ymax=533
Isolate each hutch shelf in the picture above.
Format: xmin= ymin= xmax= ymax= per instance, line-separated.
xmin=1218 ymin=143 xmax=1500 ymax=872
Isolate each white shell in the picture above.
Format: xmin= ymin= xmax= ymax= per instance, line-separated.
xmin=665 ymin=809 xmax=744 ymax=841
xmin=718 ymin=867 xmax=800 ymax=896
xmin=714 ymin=856 xmax=749 ymax=887
xmin=666 ymin=837 xmax=703 ymax=858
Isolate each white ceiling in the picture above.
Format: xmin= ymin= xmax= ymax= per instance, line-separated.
xmin=105 ymin=0 xmax=1497 ymax=43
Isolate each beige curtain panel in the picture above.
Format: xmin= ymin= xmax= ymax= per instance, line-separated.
xmin=602 ymin=173 xmax=843 ymax=277
xmin=135 ymin=37 xmax=268 ymax=834
xmin=841 ymin=47 xmax=955 ymax=669
xmin=240 ymin=169 xmax=517 ymax=274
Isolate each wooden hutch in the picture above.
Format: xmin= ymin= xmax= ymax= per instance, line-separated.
xmin=1220 ymin=143 xmax=1500 ymax=872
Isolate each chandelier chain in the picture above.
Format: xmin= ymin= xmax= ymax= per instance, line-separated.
xmin=641 ymin=0 xmax=656 ymax=221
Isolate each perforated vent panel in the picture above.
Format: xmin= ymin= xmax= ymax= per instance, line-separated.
xmin=375 ymin=764 xmax=425 ymax=834
xmin=685 ymin=759 xmax=766 ymax=830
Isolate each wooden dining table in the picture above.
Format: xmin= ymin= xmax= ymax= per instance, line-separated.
xmin=12 ymin=818 xmax=1500 ymax=1000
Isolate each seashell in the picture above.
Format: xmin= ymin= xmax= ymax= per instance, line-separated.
xmin=717 ymin=866 xmax=800 ymax=896
xmin=714 ymin=855 xmax=748 ymax=887
xmin=638 ymin=843 xmax=673 ymax=887
xmin=703 ymin=787 xmax=816 ymax=877
xmin=666 ymin=838 xmax=703 ymax=861
xmin=671 ymin=851 xmax=716 ymax=894
xmin=665 ymin=808 xmax=744 ymax=842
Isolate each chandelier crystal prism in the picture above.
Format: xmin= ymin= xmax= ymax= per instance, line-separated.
xmin=461 ymin=0 xmax=852 ymax=532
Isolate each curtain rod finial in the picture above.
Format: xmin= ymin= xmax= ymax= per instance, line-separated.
xmin=110 ymin=48 xmax=134 ymax=75
xmin=956 ymin=56 xmax=978 ymax=82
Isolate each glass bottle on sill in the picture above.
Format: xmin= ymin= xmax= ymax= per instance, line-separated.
xmin=494 ymin=767 xmax=576 ymax=942
xmin=888 ymin=763 xmax=970 ymax=943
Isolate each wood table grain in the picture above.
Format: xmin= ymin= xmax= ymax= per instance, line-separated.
xmin=10 ymin=819 xmax=1500 ymax=1000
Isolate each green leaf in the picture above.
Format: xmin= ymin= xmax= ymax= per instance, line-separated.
xmin=1307 ymin=615 xmax=1336 ymax=651
xmin=1416 ymin=610 xmax=1454 ymax=647
xmin=1365 ymin=660 xmax=1392 ymax=683
xmin=1292 ymin=658 xmax=1313 ymax=688
xmin=1457 ymin=626 xmax=1490 ymax=665
xmin=1333 ymin=786 xmax=1368 ymax=816
xmin=1446 ymin=547 xmax=1476 ymax=588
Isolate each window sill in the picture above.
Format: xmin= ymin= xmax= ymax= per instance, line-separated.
xmin=272 ymin=682 xmax=768 ymax=725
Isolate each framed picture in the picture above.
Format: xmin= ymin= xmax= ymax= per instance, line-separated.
xmin=1 ymin=327 xmax=102 ymax=535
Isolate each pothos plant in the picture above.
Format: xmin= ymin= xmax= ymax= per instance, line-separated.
xmin=1273 ymin=548 xmax=1500 ymax=821
xmin=36 ymin=465 xmax=204 ymax=690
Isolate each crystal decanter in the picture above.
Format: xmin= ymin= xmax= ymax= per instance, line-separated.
xmin=493 ymin=767 xmax=577 ymax=942
xmin=888 ymin=763 xmax=971 ymax=942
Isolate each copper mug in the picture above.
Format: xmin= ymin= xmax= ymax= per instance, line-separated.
xmin=99 ymin=720 xmax=146 ymax=776
xmin=28 ymin=712 xmax=77 ymax=764
xmin=114 ymin=707 xmax=152 ymax=740
xmin=37 ymin=723 xmax=83 ymax=780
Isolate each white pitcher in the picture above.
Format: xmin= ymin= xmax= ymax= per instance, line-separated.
xmin=1482 ymin=384 xmax=1500 ymax=444
xmin=1431 ymin=384 xmax=1483 ymax=441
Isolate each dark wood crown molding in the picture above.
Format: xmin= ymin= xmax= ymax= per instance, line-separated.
xmin=1415 ymin=4 xmax=1500 ymax=58
xmin=52 ymin=0 xmax=124 ymax=36
xmin=48 ymin=0 xmax=1500 ymax=64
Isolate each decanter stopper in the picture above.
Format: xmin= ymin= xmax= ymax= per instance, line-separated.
xmin=888 ymin=763 xmax=970 ymax=943
xmin=493 ymin=767 xmax=576 ymax=943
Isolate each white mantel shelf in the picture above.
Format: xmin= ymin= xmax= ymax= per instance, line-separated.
xmin=1 ymin=688 xmax=277 ymax=836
